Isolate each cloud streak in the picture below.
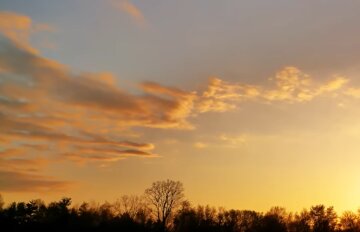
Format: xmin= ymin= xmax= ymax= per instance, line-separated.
xmin=196 ymin=67 xmax=351 ymax=114
xmin=111 ymin=0 xmax=146 ymax=25
xmin=0 ymin=11 xmax=53 ymax=54
xmin=1 ymin=11 xmax=360 ymax=192
xmin=0 ymin=170 xmax=71 ymax=192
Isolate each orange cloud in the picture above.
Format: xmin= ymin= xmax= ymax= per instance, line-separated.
xmin=0 ymin=148 xmax=24 ymax=158
xmin=1 ymin=11 xmax=360 ymax=194
xmin=111 ymin=0 xmax=145 ymax=25
xmin=345 ymin=88 xmax=360 ymax=98
xmin=0 ymin=26 xmax=191 ymax=172
xmin=0 ymin=170 xmax=71 ymax=192
xmin=0 ymin=30 xmax=355 ymax=170
xmin=219 ymin=134 xmax=247 ymax=146
xmin=63 ymin=146 xmax=158 ymax=164
xmin=317 ymin=77 xmax=348 ymax=94
xmin=193 ymin=142 xmax=208 ymax=149
xmin=196 ymin=77 xmax=260 ymax=113
xmin=0 ymin=11 xmax=54 ymax=53
xmin=64 ymin=152 xmax=127 ymax=163
xmin=264 ymin=66 xmax=312 ymax=102
xmin=0 ymin=158 xmax=49 ymax=173
xmin=0 ymin=36 xmax=197 ymax=130
xmin=196 ymin=67 xmax=351 ymax=112
xmin=263 ymin=67 xmax=349 ymax=102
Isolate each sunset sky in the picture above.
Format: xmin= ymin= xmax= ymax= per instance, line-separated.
xmin=1 ymin=0 xmax=360 ymax=213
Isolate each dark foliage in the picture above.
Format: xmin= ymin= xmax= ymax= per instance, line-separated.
xmin=0 ymin=181 xmax=359 ymax=232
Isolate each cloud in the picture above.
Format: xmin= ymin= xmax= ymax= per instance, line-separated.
xmin=21 ymin=143 xmax=50 ymax=151
xmin=193 ymin=142 xmax=208 ymax=149
xmin=2 ymin=11 xmax=360 ymax=192
xmin=0 ymin=170 xmax=71 ymax=192
xmin=345 ymin=88 xmax=360 ymax=98
xmin=0 ymin=23 xmax=355 ymax=168
xmin=263 ymin=67 xmax=349 ymax=102
xmin=192 ymin=134 xmax=248 ymax=149
xmin=0 ymin=144 xmax=71 ymax=193
xmin=317 ymin=77 xmax=348 ymax=94
xmin=0 ymin=146 xmax=70 ymax=192
xmin=0 ymin=35 xmax=197 ymax=129
xmin=196 ymin=67 xmax=351 ymax=113
xmin=219 ymin=134 xmax=247 ymax=146
xmin=263 ymin=66 xmax=313 ymax=102
xmin=196 ymin=77 xmax=260 ymax=113
xmin=0 ymin=11 xmax=54 ymax=54
xmin=0 ymin=148 xmax=24 ymax=158
xmin=64 ymin=153 xmax=127 ymax=163
xmin=111 ymin=0 xmax=145 ymax=25
xmin=0 ymin=23 xmax=185 ymax=172
xmin=0 ymin=11 xmax=167 ymax=189
xmin=0 ymin=157 xmax=49 ymax=173
xmin=141 ymin=81 xmax=192 ymax=98
xmin=63 ymin=147 xmax=158 ymax=164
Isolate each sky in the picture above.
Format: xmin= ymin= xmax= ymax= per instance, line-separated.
xmin=1 ymin=0 xmax=360 ymax=213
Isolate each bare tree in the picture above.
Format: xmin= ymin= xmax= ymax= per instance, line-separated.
xmin=113 ymin=195 xmax=150 ymax=223
xmin=145 ymin=180 xmax=184 ymax=230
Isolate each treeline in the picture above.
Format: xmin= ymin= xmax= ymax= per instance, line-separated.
xmin=0 ymin=180 xmax=359 ymax=232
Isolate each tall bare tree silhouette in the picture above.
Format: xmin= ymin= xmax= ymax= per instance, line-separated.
xmin=145 ymin=180 xmax=184 ymax=231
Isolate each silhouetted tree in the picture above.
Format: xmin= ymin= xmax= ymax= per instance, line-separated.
xmin=0 ymin=194 xmax=4 ymax=210
xmin=45 ymin=197 xmax=72 ymax=230
xmin=259 ymin=214 xmax=287 ymax=232
xmin=339 ymin=211 xmax=359 ymax=232
xmin=2 ymin=186 xmax=360 ymax=232
xmin=173 ymin=201 xmax=198 ymax=232
xmin=196 ymin=205 xmax=218 ymax=231
xmin=114 ymin=194 xmax=150 ymax=223
xmin=309 ymin=205 xmax=337 ymax=232
xmin=288 ymin=210 xmax=311 ymax=232
xmin=145 ymin=180 xmax=184 ymax=231
xmin=237 ymin=210 xmax=261 ymax=232
xmin=258 ymin=207 xmax=288 ymax=232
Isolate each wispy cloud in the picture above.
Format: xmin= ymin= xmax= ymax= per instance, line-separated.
xmin=0 ymin=11 xmax=54 ymax=54
xmin=0 ymin=12 xmax=185 ymax=171
xmin=111 ymin=0 xmax=146 ymax=25
xmin=219 ymin=134 xmax=248 ymax=146
xmin=0 ymin=170 xmax=71 ymax=192
xmin=344 ymin=87 xmax=360 ymax=98
xmin=193 ymin=142 xmax=208 ymax=149
xmin=196 ymin=77 xmax=260 ymax=113
xmin=0 ymin=146 xmax=70 ymax=192
xmin=0 ymin=156 xmax=49 ymax=173
xmin=262 ymin=67 xmax=349 ymax=102
xmin=1 ymin=11 xmax=360 ymax=192
xmin=64 ymin=147 xmax=158 ymax=164
xmin=196 ymin=67 xmax=351 ymax=114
